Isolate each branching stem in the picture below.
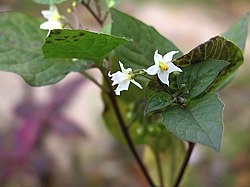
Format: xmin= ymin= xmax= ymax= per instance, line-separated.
xmin=173 ymin=142 xmax=195 ymax=187
xmin=101 ymin=69 xmax=156 ymax=187
xmin=81 ymin=2 xmax=155 ymax=185
xmin=81 ymin=0 xmax=108 ymax=26
xmin=154 ymin=150 xmax=164 ymax=187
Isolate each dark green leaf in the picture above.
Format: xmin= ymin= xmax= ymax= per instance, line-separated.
xmin=43 ymin=29 xmax=128 ymax=65
xmin=32 ymin=0 xmax=66 ymax=4
xmin=111 ymin=8 xmax=182 ymax=70
xmin=173 ymin=36 xmax=244 ymax=92
xmin=177 ymin=59 xmax=229 ymax=98
xmin=144 ymin=92 xmax=173 ymax=116
xmin=0 ymin=13 xmax=93 ymax=86
xmin=162 ymin=94 xmax=224 ymax=151
xmin=222 ymin=12 xmax=249 ymax=51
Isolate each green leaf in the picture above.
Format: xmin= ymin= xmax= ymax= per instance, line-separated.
xmin=222 ymin=12 xmax=249 ymax=51
xmin=32 ymin=0 xmax=66 ymax=4
xmin=0 ymin=13 xmax=93 ymax=86
xmin=43 ymin=29 xmax=128 ymax=65
xmin=162 ymin=93 xmax=224 ymax=151
xmin=177 ymin=59 xmax=229 ymax=98
xmin=111 ymin=8 xmax=182 ymax=70
xmin=144 ymin=92 xmax=174 ymax=116
xmin=173 ymin=36 xmax=244 ymax=92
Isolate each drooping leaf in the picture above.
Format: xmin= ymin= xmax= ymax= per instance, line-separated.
xmin=162 ymin=93 xmax=224 ymax=151
xmin=173 ymin=36 xmax=244 ymax=92
xmin=177 ymin=59 xmax=229 ymax=98
xmin=0 ymin=13 xmax=93 ymax=86
xmin=32 ymin=0 xmax=66 ymax=4
xmin=42 ymin=29 xmax=128 ymax=65
xmin=223 ymin=12 xmax=249 ymax=51
xmin=144 ymin=92 xmax=174 ymax=116
xmin=111 ymin=8 xmax=182 ymax=70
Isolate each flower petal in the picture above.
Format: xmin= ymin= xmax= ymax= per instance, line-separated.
xmin=40 ymin=20 xmax=63 ymax=30
xmin=119 ymin=61 xmax=132 ymax=74
xmin=131 ymin=79 xmax=143 ymax=89
xmin=163 ymin=51 xmax=179 ymax=62
xmin=118 ymin=61 xmax=126 ymax=73
xmin=50 ymin=5 xmax=59 ymax=17
xmin=154 ymin=50 xmax=162 ymax=65
xmin=110 ymin=71 xmax=128 ymax=85
xmin=167 ymin=62 xmax=182 ymax=73
xmin=114 ymin=80 xmax=130 ymax=95
xmin=146 ymin=64 xmax=159 ymax=75
xmin=158 ymin=71 xmax=170 ymax=85
xmin=41 ymin=10 xmax=52 ymax=20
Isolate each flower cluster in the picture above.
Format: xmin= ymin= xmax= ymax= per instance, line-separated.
xmin=109 ymin=50 xmax=182 ymax=95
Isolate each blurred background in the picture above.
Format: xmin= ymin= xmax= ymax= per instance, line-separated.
xmin=0 ymin=0 xmax=249 ymax=186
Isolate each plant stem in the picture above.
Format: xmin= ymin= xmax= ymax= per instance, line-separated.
xmin=101 ymin=70 xmax=155 ymax=187
xmin=81 ymin=0 xmax=104 ymax=26
xmin=173 ymin=142 xmax=195 ymax=187
xmin=154 ymin=150 xmax=164 ymax=187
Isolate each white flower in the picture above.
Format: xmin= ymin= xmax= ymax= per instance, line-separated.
xmin=146 ymin=50 xmax=182 ymax=85
xmin=108 ymin=61 xmax=143 ymax=95
xmin=40 ymin=5 xmax=63 ymax=30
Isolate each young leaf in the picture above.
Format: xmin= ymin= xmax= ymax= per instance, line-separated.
xmin=111 ymin=8 xmax=182 ymax=70
xmin=177 ymin=59 xmax=229 ymax=98
xmin=0 ymin=13 xmax=93 ymax=86
xmin=162 ymin=93 xmax=224 ymax=151
xmin=42 ymin=29 xmax=128 ymax=65
xmin=32 ymin=0 xmax=66 ymax=4
xmin=144 ymin=92 xmax=173 ymax=116
xmin=173 ymin=36 xmax=244 ymax=92
xmin=222 ymin=12 xmax=249 ymax=51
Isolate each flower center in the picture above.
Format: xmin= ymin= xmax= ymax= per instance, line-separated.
xmin=52 ymin=15 xmax=61 ymax=21
xmin=128 ymin=72 xmax=135 ymax=80
xmin=159 ymin=61 xmax=169 ymax=70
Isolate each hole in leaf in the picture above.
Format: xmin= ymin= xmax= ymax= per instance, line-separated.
xmin=45 ymin=40 xmax=53 ymax=44
xmin=79 ymin=32 xmax=85 ymax=36
xmin=55 ymin=38 xmax=65 ymax=41
xmin=51 ymin=30 xmax=62 ymax=35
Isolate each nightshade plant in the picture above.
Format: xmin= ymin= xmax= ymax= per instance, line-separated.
xmin=0 ymin=0 xmax=249 ymax=186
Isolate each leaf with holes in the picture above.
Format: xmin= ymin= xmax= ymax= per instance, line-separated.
xmin=144 ymin=92 xmax=174 ymax=116
xmin=32 ymin=0 xmax=66 ymax=4
xmin=0 ymin=13 xmax=93 ymax=86
xmin=173 ymin=36 xmax=244 ymax=92
xmin=42 ymin=29 xmax=128 ymax=65
xmin=177 ymin=59 xmax=229 ymax=98
xmin=111 ymin=8 xmax=182 ymax=70
xmin=162 ymin=93 xmax=224 ymax=151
